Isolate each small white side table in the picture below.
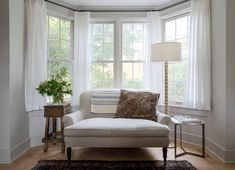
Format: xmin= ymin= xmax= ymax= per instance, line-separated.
xmin=171 ymin=116 xmax=205 ymax=158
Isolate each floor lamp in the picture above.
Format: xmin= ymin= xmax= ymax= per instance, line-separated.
xmin=151 ymin=42 xmax=181 ymax=114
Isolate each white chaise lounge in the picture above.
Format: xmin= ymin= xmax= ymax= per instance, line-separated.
xmin=62 ymin=90 xmax=171 ymax=163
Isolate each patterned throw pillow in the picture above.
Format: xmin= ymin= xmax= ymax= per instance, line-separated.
xmin=116 ymin=89 xmax=160 ymax=121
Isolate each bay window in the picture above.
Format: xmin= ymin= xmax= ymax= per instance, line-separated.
xmin=90 ymin=21 xmax=146 ymax=89
xmin=47 ymin=15 xmax=73 ymax=80
xmin=90 ymin=22 xmax=115 ymax=89
xmin=163 ymin=14 xmax=190 ymax=104
xmin=122 ymin=23 xmax=146 ymax=89
xmin=47 ymin=15 xmax=73 ymax=101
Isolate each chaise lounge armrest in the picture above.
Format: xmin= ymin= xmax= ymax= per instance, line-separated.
xmin=156 ymin=111 xmax=171 ymax=125
xmin=62 ymin=110 xmax=84 ymax=127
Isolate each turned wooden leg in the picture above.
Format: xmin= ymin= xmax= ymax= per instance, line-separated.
xmin=60 ymin=117 xmax=65 ymax=153
xmin=53 ymin=117 xmax=57 ymax=145
xmin=43 ymin=117 xmax=50 ymax=152
xmin=163 ymin=147 xmax=167 ymax=164
xmin=67 ymin=147 xmax=72 ymax=161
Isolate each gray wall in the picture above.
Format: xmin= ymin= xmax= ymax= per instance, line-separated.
xmin=9 ymin=0 xmax=29 ymax=159
xmin=0 ymin=0 xmax=29 ymax=163
xmin=205 ymin=0 xmax=235 ymax=162
xmin=225 ymin=0 xmax=235 ymax=161
xmin=207 ymin=0 xmax=227 ymax=156
xmin=0 ymin=0 xmax=11 ymax=162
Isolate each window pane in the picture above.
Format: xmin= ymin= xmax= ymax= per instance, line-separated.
xmin=104 ymin=24 xmax=113 ymax=42
xmin=133 ymin=63 xmax=143 ymax=81
xmin=169 ymin=81 xmax=174 ymax=101
xmin=176 ymin=38 xmax=187 ymax=50
xmin=91 ymin=63 xmax=114 ymax=89
xmin=48 ymin=17 xmax=71 ymax=60
xmin=61 ymin=40 xmax=70 ymax=59
xmin=122 ymin=63 xmax=132 ymax=82
xmin=92 ymin=35 xmax=102 ymax=61
xmin=103 ymin=42 xmax=114 ymax=60
xmin=174 ymin=82 xmax=186 ymax=102
xmin=176 ymin=16 xmax=188 ymax=39
xmin=122 ymin=63 xmax=143 ymax=89
xmin=133 ymin=23 xmax=144 ymax=42
xmin=48 ymin=17 xmax=59 ymax=38
xmin=133 ymin=42 xmax=143 ymax=60
xmin=121 ymin=23 xmax=145 ymax=89
xmin=174 ymin=63 xmax=186 ymax=81
xmin=61 ymin=19 xmax=70 ymax=40
xmin=92 ymin=24 xmax=103 ymax=37
xmin=122 ymin=23 xmax=145 ymax=61
xmin=48 ymin=60 xmax=72 ymax=80
xmin=164 ymin=15 xmax=189 ymax=103
xmin=122 ymin=24 xmax=132 ymax=44
xmin=91 ymin=23 xmax=114 ymax=61
xmin=165 ymin=20 xmax=175 ymax=41
xmin=122 ymin=42 xmax=132 ymax=60
xmin=168 ymin=65 xmax=174 ymax=82
xmin=48 ymin=38 xmax=61 ymax=59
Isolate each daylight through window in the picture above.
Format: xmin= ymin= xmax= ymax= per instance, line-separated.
xmin=163 ymin=14 xmax=190 ymax=104
xmin=47 ymin=16 xmax=73 ymax=80
xmin=90 ymin=21 xmax=146 ymax=89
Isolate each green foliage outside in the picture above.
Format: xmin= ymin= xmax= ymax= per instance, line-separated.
xmin=36 ymin=68 xmax=72 ymax=104
xmin=91 ymin=63 xmax=113 ymax=89
xmin=90 ymin=23 xmax=145 ymax=89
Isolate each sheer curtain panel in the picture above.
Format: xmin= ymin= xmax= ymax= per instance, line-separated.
xmin=72 ymin=12 xmax=91 ymax=106
xmin=145 ymin=12 xmax=163 ymax=104
xmin=25 ymin=0 xmax=47 ymax=111
xmin=186 ymin=0 xmax=211 ymax=110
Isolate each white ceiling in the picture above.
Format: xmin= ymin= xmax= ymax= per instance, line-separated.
xmin=61 ymin=0 xmax=182 ymax=8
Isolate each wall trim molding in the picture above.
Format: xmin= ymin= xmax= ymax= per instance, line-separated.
xmin=0 ymin=137 xmax=30 ymax=164
xmin=0 ymin=149 xmax=11 ymax=164
xmin=10 ymin=137 xmax=30 ymax=163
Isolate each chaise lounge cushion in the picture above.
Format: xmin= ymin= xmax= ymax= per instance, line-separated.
xmin=64 ymin=118 xmax=169 ymax=137
xmin=116 ymin=89 xmax=160 ymax=121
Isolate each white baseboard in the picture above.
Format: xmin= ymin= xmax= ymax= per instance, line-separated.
xmin=10 ymin=137 xmax=30 ymax=162
xmin=0 ymin=137 xmax=30 ymax=164
xmin=205 ymin=137 xmax=226 ymax=162
xmin=225 ymin=150 xmax=235 ymax=163
xmin=0 ymin=149 xmax=11 ymax=164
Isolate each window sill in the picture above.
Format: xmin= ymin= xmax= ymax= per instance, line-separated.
xmin=157 ymin=105 xmax=209 ymax=117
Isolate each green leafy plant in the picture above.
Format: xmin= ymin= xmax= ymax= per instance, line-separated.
xmin=36 ymin=68 xmax=72 ymax=104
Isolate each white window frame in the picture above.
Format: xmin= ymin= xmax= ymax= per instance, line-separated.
xmin=120 ymin=21 xmax=146 ymax=89
xmin=90 ymin=21 xmax=116 ymax=88
xmin=47 ymin=14 xmax=74 ymax=78
xmin=162 ymin=12 xmax=190 ymax=107
xmin=90 ymin=19 xmax=146 ymax=89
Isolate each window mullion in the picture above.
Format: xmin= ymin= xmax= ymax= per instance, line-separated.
xmin=115 ymin=21 xmax=121 ymax=88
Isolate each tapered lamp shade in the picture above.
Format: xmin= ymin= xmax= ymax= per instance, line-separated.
xmin=151 ymin=42 xmax=182 ymax=62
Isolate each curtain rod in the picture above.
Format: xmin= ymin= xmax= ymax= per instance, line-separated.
xmin=44 ymin=0 xmax=190 ymax=13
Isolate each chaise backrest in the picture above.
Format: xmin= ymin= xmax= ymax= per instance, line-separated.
xmin=79 ymin=90 xmax=119 ymax=119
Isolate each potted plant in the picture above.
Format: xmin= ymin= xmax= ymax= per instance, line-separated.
xmin=36 ymin=67 xmax=72 ymax=104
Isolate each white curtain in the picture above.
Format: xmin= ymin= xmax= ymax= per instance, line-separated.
xmin=72 ymin=12 xmax=91 ymax=106
xmin=186 ymin=0 xmax=211 ymax=110
xmin=25 ymin=0 xmax=47 ymax=111
xmin=145 ymin=12 xmax=163 ymax=104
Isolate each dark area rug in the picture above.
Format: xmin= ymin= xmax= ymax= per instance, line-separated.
xmin=32 ymin=160 xmax=197 ymax=170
